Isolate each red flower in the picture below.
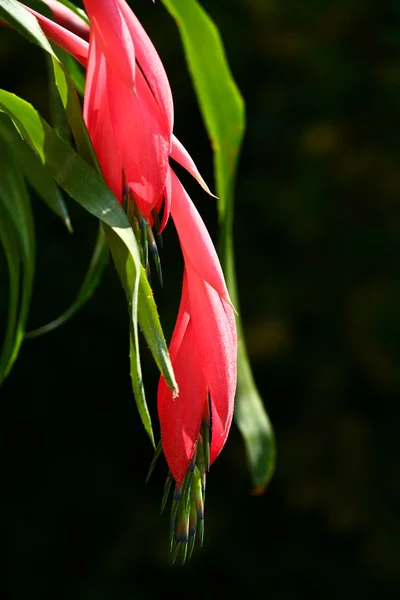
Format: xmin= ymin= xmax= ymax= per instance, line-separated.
xmin=21 ymin=0 xmax=237 ymax=487
xmin=159 ymin=169 xmax=237 ymax=486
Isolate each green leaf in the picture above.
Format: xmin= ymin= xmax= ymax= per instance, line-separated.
xmin=1 ymin=0 xmax=94 ymax=165
xmin=0 ymin=90 xmax=177 ymax=440
xmin=0 ymin=136 xmax=35 ymax=383
xmin=0 ymin=0 xmax=57 ymax=58
xmin=47 ymin=54 xmax=73 ymax=143
xmin=129 ymin=323 xmax=154 ymax=447
xmin=0 ymin=112 xmax=72 ymax=231
xmin=0 ymin=206 xmax=21 ymax=382
xmin=137 ymin=267 xmax=177 ymax=391
xmin=105 ymin=224 xmax=178 ymax=444
xmin=163 ymin=0 xmax=276 ymax=490
xmin=161 ymin=0 xmax=245 ymax=218
xmin=25 ymin=224 xmax=109 ymax=339
xmin=235 ymin=325 xmax=276 ymax=491
xmin=50 ymin=57 xmax=97 ymax=167
xmin=53 ymin=46 xmax=86 ymax=98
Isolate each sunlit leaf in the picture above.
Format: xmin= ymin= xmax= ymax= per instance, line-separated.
xmin=0 ymin=0 xmax=56 ymax=57
xmin=54 ymin=46 xmax=86 ymax=97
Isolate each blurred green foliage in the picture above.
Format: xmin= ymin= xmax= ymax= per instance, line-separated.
xmin=1 ymin=0 xmax=400 ymax=598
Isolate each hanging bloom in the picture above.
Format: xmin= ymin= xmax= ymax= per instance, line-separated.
xmin=23 ymin=0 xmax=211 ymax=217
xmin=158 ymin=169 xmax=236 ymax=483
xmin=155 ymin=168 xmax=236 ymax=561
xmin=18 ymin=0 xmax=237 ymax=561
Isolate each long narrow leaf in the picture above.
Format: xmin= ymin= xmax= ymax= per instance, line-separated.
xmin=0 ymin=0 xmax=56 ymax=56
xmin=0 ymin=112 xmax=71 ymax=230
xmin=162 ymin=0 xmax=276 ymax=490
xmin=0 ymin=137 xmax=35 ymax=382
xmin=0 ymin=206 xmax=21 ymax=382
xmin=105 ymin=223 xmax=178 ymax=443
xmin=0 ymin=91 xmax=177 ymax=422
xmin=53 ymin=46 xmax=86 ymax=97
xmin=25 ymin=223 xmax=109 ymax=338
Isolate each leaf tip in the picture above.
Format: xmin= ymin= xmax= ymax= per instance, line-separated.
xmin=249 ymin=485 xmax=268 ymax=497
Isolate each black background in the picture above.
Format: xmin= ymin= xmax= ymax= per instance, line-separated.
xmin=1 ymin=1 xmax=400 ymax=598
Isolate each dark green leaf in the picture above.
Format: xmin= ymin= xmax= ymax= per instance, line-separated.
xmin=25 ymin=224 xmax=109 ymax=339
xmin=0 ymin=206 xmax=21 ymax=382
xmin=0 ymin=112 xmax=71 ymax=230
xmin=0 ymin=136 xmax=35 ymax=383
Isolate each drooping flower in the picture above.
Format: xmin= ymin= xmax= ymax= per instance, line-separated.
xmin=18 ymin=0 xmax=237 ymax=561
xmin=24 ymin=0 xmax=211 ymax=218
xmin=158 ymin=169 xmax=236 ymax=484
xmin=156 ymin=168 xmax=236 ymax=561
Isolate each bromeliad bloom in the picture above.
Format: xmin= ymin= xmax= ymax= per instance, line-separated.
xmin=20 ymin=0 xmax=237 ymax=560
xmin=27 ymin=0 xmax=211 ymax=218
xmin=158 ymin=170 xmax=237 ymax=561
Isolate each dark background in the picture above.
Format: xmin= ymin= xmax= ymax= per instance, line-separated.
xmin=1 ymin=0 xmax=400 ymax=598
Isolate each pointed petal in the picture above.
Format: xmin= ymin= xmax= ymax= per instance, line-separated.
xmin=107 ymin=66 xmax=169 ymax=216
xmin=83 ymin=35 xmax=122 ymax=201
xmin=24 ymin=5 xmax=88 ymax=66
xmin=209 ymin=395 xmax=234 ymax=465
xmin=159 ymin=166 xmax=171 ymax=233
xmin=167 ymin=269 xmax=190 ymax=362
xmin=158 ymin=319 xmax=206 ymax=486
xmin=209 ymin=297 xmax=237 ymax=464
xmin=170 ymin=169 xmax=231 ymax=303
xmin=83 ymin=30 xmax=103 ymax=132
xmin=185 ymin=263 xmax=237 ymax=437
xmin=43 ymin=0 xmax=90 ymax=41
xmin=90 ymin=80 xmax=122 ymax=202
xmin=116 ymin=0 xmax=174 ymax=139
xmin=170 ymin=135 xmax=214 ymax=196
xmin=83 ymin=0 xmax=136 ymax=90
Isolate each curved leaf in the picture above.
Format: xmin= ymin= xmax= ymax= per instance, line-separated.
xmin=0 ymin=90 xmax=177 ymax=439
xmin=25 ymin=223 xmax=109 ymax=338
xmin=0 ymin=0 xmax=57 ymax=57
xmin=0 ymin=136 xmax=35 ymax=383
xmin=0 ymin=112 xmax=71 ymax=230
